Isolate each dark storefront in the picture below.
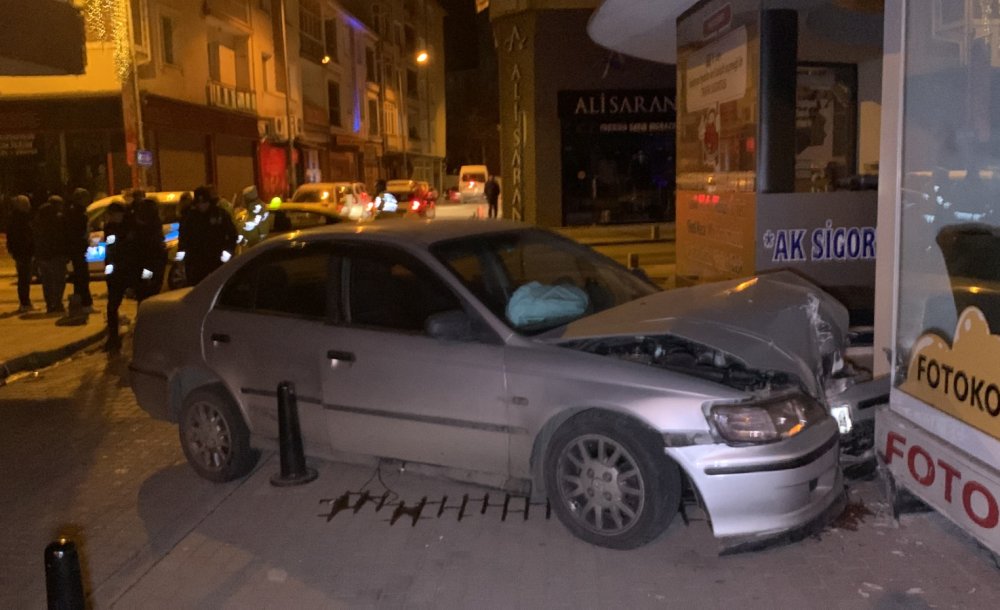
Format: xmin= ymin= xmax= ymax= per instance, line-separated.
xmin=0 ymin=97 xmax=129 ymax=201
xmin=559 ymin=89 xmax=676 ymax=225
xmin=143 ymin=95 xmax=257 ymax=201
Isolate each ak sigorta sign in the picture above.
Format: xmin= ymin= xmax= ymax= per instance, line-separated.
xmin=902 ymin=307 xmax=1000 ymax=441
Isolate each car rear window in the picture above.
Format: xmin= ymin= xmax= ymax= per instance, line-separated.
xmin=461 ymin=173 xmax=486 ymax=183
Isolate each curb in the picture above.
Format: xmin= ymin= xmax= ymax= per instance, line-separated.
xmin=0 ymin=327 xmax=107 ymax=384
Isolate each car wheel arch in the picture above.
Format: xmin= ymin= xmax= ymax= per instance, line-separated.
xmin=529 ymin=406 xmax=670 ymax=500
xmin=168 ymin=367 xmax=243 ymax=424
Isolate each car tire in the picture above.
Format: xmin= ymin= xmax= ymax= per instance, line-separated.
xmin=179 ymin=386 xmax=259 ymax=482
xmin=544 ymin=410 xmax=681 ymax=549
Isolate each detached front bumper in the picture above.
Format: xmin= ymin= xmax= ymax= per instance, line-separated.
xmin=668 ymin=417 xmax=843 ymax=542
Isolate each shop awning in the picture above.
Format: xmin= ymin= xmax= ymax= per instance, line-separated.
xmin=587 ymin=1 xmax=882 ymax=64
xmin=586 ymin=0 xmax=694 ymax=64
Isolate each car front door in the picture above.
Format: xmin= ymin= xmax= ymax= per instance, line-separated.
xmin=321 ymin=244 xmax=510 ymax=475
xmin=202 ymin=243 xmax=336 ymax=454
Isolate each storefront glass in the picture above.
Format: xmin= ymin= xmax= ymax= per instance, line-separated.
xmin=895 ymin=2 xmax=1000 ymax=442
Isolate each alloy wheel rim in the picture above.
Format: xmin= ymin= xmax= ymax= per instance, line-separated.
xmin=555 ymin=434 xmax=645 ymax=536
xmin=185 ymin=401 xmax=232 ymax=471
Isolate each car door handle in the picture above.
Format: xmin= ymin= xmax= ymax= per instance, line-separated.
xmin=327 ymin=349 xmax=355 ymax=363
xmin=210 ymin=333 xmax=230 ymax=344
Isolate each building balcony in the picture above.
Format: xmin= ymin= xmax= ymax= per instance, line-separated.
xmin=203 ymin=0 xmax=251 ymax=28
xmin=207 ymin=81 xmax=256 ymax=114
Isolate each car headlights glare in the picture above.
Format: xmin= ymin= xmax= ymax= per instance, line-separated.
xmin=710 ymin=395 xmax=825 ymax=445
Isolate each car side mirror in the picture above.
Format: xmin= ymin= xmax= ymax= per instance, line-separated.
xmin=425 ymin=309 xmax=472 ymax=341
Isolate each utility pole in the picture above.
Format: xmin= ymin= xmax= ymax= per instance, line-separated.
xmin=279 ymin=0 xmax=296 ymax=196
xmin=122 ymin=0 xmax=146 ymax=189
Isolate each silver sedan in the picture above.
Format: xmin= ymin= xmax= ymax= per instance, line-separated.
xmin=131 ymin=220 xmax=853 ymax=549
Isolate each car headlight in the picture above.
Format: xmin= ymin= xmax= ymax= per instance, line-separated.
xmin=709 ymin=394 xmax=826 ymax=445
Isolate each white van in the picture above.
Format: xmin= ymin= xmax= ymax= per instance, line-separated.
xmin=458 ymin=165 xmax=489 ymax=203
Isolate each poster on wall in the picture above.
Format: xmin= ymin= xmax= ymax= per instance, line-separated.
xmin=795 ymin=63 xmax=858 ymax=192
xmin=675 ymin=0 xmax=760 ymax=284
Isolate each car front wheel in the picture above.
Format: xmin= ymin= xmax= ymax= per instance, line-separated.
xmin=544 ymin=410 xmax=681 ymax=549
xmin=179 ymin=387 xmax=258 ymax=482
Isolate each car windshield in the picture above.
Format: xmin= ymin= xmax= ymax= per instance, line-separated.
xmin=431 ymin=229 xmax=658 ymax=335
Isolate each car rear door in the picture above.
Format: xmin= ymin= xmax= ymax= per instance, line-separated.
xmin=202 ymin=243 xmax=336 ymax=454
xmin=320 ymin=243 xmax=511 ymax=474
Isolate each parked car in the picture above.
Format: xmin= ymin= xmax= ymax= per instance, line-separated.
xmin=381 ymin=179 xmax=437 ymax=217
xmin=86 ymin=191 xmax=187 ymax=289
xmin=290 ymin=182 xmax=373 ymax=220
xmin=132 ymin=220 xmax=878 ymax=550
xmin=265 ymin=201 xmax=352 ymax=235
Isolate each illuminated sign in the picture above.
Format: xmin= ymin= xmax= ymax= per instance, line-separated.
xmin=902 ymin=307 xmax=1000 ymax=441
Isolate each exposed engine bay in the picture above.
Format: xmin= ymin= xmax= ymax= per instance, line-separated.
xmin=560 ymin=335 xmax=799 ymax=394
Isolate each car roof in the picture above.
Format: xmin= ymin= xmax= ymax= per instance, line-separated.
xmin=87 ymin=191 xmax=187 ymax=212
xmin=268 ymin=218 xmax=531 ymax=249
xmin=295 ymin=182 xmax=359 ymax=190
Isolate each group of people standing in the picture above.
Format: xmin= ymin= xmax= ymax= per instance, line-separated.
xmin=2 ymin=184 xmax=262 ymax=353
xmin=5 ymin=189 xmax=95 ymax=316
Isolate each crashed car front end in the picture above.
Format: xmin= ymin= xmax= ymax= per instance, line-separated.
xmin=550 ymin=271 xmax=878 ymax=545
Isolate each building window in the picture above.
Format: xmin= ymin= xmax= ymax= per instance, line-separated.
xmin=371 ymin=4 xmax=387 ymax=37
xmin=406 ymin=69 xmax=417 ymax=98
xmin=324 ymin=19 xmax=338 ymax=62
xmin=408 ymin=109 xmax=421 ymax=140
xmin=328 ymin=81 xmax=342 ymax=127
xmin=299 ymin=0 xmax=324 ymax=63
xmin=404 ymin=24 xmax=416 ymax=54
xmin=368 ymin=98 xmax=380 ymax=136
xmin=160 ymin=15 xmax=175 ymax=65
xmin=384 ymin=100 xmax=398 ymax=136
xmin=365 ymin=46 xmax=377 ymax=83
xmin=262 ymin=53 xmax=273 ymax=92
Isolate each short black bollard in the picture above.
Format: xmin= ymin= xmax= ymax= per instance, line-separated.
xmin=45 ymin=538 xmax=85 ymax=610
xmin=271 ymin=381 xmax=318 ymax=486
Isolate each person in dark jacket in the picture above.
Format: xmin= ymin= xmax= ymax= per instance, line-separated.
xmin=133 ymin=197 xmax=167 ymax=302
xmin=5 ymin=195 xmax=35 ymax=312
xmin=484 ymin=174 xmax=501 ymax=219
xmin=63 ymin=187 xmax=94 ymax=310
xmin=32 ymin=196 xmax=67 ymax=314
xmin=178 ymin=185 xmax=237 ymax=286
xmin=103 ymin=201 xmax=136 ymax=352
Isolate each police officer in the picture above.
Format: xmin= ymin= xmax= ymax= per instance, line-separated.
xmin=103 ymin=201 xmax=135 ymax=353
xmin=235 ymin=185 xmax=273 ymax=250
xmin=64 ymin=188 xmax=94 ymax=311
xmin=133 ymin=197 xmax=167 ymax=302
xmin=177 ymin=185 xmax=237 ymax=286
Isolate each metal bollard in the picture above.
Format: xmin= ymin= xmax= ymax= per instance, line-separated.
xmin=45 ymin=538 xmax=85 ymax=610
xmin=271 ymin=381 xmax=318 ymax=486
xmin=627 ymin=253 xmax=640 ymax=269
xmin=650 ymin=224 xmax=660 ymax=240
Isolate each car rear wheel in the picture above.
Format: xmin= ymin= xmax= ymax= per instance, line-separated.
xmin=179 ymin=387 xmax=258 ymax=482
xmin=544 ymin=410 xmax=681 ymax=549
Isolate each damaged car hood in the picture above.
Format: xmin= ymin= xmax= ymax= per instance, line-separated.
xmin=547 ymin=271 xmax=849 ymax=397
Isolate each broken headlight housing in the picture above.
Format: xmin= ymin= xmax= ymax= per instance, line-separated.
xmin=709 ymin=394 xmax=827 ymax=445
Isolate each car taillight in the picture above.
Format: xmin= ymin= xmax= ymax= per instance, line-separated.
xmin=411 ymin=199 xmax=421 ymax=211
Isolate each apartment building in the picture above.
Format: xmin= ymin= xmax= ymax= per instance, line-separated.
xmin=0 ymin=0 xmax=445 ymax=202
